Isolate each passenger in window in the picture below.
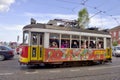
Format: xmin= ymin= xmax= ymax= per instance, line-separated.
xmin=61 ymin=41 xmax=69 ymax=48
xmin=90 ymin=41 xmax=95 ymax=48
xmin=51 ymin=42 xmax=58 ymax=48
xmin=81 ymin=41 xmax=86 ymax=48
xmin=98 ymin=42 xmax=103 ymax=48
xmin=64 ymin=41 xmax=70 ymax=48
xmin=72 ymin=41 xmax=78 ymax=48
xmin=98 ymin=42 xmax=101 ymax=48
xmin=61 ymin=42 xmax=65 ymax=48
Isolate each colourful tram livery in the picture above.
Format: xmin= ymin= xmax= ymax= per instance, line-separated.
xmin=18 ymin=21 xmax=112 ymax=66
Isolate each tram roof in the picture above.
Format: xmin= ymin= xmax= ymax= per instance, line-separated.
xmin=23 ymin=23 xmax=110 ymax=35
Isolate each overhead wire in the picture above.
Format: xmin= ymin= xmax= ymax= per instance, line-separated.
xmin=93 ymin=7 xmax=120 ymax=25
xmin=55 ymin=0 xmax=120 ymax=26
xmin=81 ymin=0 xmax=88 ymax=5
xmin=89 ymin=11 xmax=102 ymax=18
xmin=80 ymin=3 xmax=120 ymax=25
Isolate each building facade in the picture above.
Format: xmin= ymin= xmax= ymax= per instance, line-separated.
xmin=109 ymin=25 xmax=120 ymax=46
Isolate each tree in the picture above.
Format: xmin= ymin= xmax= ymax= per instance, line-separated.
xmin=113 ymin=41 xmax=118 ymax=46
xmin=77 ymin=8 xmax=89 ymax=29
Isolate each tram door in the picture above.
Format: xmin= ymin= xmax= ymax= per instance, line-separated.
xmin=30 ymin=32 xmax=43 ymax=61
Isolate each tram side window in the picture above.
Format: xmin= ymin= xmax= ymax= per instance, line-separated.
xmin=97 ymin=37 xmax=104 ymax=49
xmin=89 ymin=37 xmax=96 ymax=48
xmin=49 ymin=33 xmax=59 ymax=48
xmin=81 ymin=36 xmax=88 ymax=48
xmin=32 ymin=33 xmax=37 ymax=45
xmin=106 ymin=38 xmax=111 ymax=48
xmin=61 ymin=34 xmax=70 ymax=48
xmin=71 ymin=35 xmax=79 ymax=48
xmin=39 ymin=34 xmax=43 ymax=45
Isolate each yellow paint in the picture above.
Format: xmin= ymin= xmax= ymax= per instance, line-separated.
xmin=28 ymin=46 xmax=31 ymax=62
xmin=94 ymin=50 xmax=105 ymax=54
xmin=30 ymin=45 xmax=38 ymax=60
xmin=19 ymin=56 xmax=29 ymax=63
xmin=39 ymin=47 xmax=43 ymax=60
xmin=43 ymin=48 xmax=45 ymax=62
xmin=19 ymin=46 xmax=44 ymax=64
xmin=30 ymin=45 xmax=43 ymax=61
xmin=19 ymin=46 xmax=31 ymax=63
xmin=105 ymin=48 xmax=112 ymax=59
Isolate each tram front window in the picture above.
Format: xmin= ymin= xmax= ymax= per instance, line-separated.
xmin=23 ymin=31 xmax=29 ymax=44
xmin=31 ymin=33 xmax=38 ymax=45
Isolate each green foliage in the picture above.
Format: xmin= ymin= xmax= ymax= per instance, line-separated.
xmin=113 ymin=41 xmax=118 ymax=46
xmin=77 ymin=8 xmax=89 ymax=29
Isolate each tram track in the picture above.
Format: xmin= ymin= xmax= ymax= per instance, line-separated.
xmin=45 ymin=71 xmax=120 ymax=80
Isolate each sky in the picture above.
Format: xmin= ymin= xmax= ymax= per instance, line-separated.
xmin=0 ymin=0 xmax=120 ymax=43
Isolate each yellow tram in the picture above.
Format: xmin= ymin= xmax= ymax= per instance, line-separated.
xmin=18 ymin=21 xmax=112 ymax=66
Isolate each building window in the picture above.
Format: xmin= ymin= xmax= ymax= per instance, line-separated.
xmin=119 ymin=31 xmax=120 ymax=39
xmin=109 ymin=32 xmax=112 ymax=35
xmin=114 ymin=32 xmax=116 ymax=37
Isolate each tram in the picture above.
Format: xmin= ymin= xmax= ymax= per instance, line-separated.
xmin=18 ymin=20 xmax=112 ymax=66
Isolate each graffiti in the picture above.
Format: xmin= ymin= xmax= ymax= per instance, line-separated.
xmin=45 ymin=48 xmax=106 ymax=62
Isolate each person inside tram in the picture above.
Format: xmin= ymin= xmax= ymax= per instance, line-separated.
xmin=64 ymin=40 xmax=69 ymax=48
xmin=81 ymin=41 xmax=86 ymax=48
xmin=51 ymin=41 xmax=58 ymax=48
xmin=72 ymin=41 xmax=78 ymax=48
xmin=61 ymin=40 xmax=69 ymax=48
xmin=61 ymin=42 xmax=65 ymax=48
xmin=98 ymin=41 xmax=103 ymax=48
xmin=89 ymin=41 xmax=95 ymax=48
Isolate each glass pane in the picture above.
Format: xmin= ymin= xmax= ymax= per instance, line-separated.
xmin=81 ymin=36 xmax=88 ymax=40
xmin=72 ymin=35 xmax=79 ymax=39
xmin=97 ymin=37 xmax=104 ymax=49
xmin=50 ymin=33 xmax=59 ymax=39
xmin=49 ymin=39 xmax=59 ymax=48
xmin=32 ymin=33 xmax=38 ymax=45
xmin=39 ymin=34 xmax=43 ymax=45
xmin=49 ymin=33 xmax=60 ymax=48
xmin=71 ymin=40 xmax=79 ymax=48
xmin=89 ymin=37 xmax=96 ymax=48
xmin=61 ymin=40 xmax=70 ymax=48
xmin=81 ymin=36 xmax=88 ymax=48
xmin=90 ymin=37 xmax=96 ymax=40
xmin=97 ymin=37 xmax=103 ymax=41
xmin=23 ymin=31 xmax=29 ymax=44
xmin=106 ymin=38 xmax=111 ymax=48
xmin=61 ymin=34 xmax=70 ymax=39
